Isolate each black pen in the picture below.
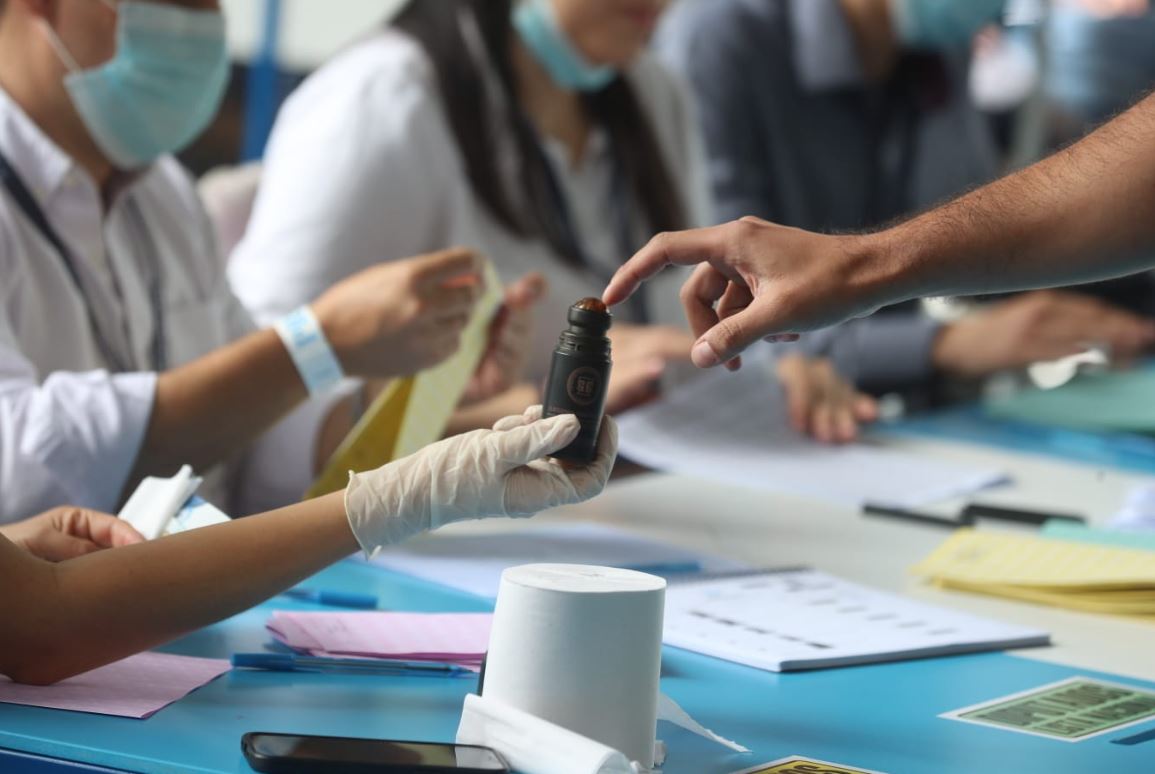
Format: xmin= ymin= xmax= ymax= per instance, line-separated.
xmin=862 ymin=503 xmax=973 ymax=529
xmin=962 ymin=503 xmax=1086 ymax=527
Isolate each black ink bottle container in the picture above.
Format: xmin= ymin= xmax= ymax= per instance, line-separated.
xmin=543 ymin=298 xmax=613 ymax=463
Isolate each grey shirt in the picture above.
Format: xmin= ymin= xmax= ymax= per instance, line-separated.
xmin=656 ymin=0 xmax=1000 ymax=391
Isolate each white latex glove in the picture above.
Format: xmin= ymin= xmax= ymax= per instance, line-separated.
xmin=345 ymin=406 xmax=618 ymax=557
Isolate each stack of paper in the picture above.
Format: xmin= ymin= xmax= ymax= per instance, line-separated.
xmin=267 ymin=611 xmax=492 ymax=668
xmin=913 ymin=529 xmax=1155 ymax=616
xmin=617 ymin=357 xmax=1009 ymax=507
xmin=662 ymin=569 xmax=1048 ymax=672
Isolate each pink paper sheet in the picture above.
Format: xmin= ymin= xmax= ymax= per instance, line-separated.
xmin=0 ymin=652 xmax=230 ymax=719
xmin=267 ymin=611 xmax=492 ymax=660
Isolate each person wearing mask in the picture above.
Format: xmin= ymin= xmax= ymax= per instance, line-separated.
xmin=1 ymin=405 xmax=617 ymax=685
xmin=228 ymin=0 xmax=878 ymax=444
xmin=655 ymin=0 xmax=1155 ymax=396
xmin=600 ymin=91 xmax=1155 ymax=369
xmin=0 ymin=0 xmax=535 ymax=522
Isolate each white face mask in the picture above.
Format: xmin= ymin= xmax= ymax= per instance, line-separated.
xmin=41 ymin=1 xmax=230 ymax=169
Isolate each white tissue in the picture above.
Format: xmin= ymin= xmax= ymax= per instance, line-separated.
xmin=118 ymin=464 xmax=201 ymax=540
xmin=457 ymin=693 xmax=640 ymax=774
xmin=657 ymin=693 xmax=750 ymax=754
xmin=1027 ymin=347 xmax=1108 ymax=390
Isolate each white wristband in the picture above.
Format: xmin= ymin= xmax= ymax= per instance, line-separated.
xmin=274 ymin=306 xmax=345 ymax=396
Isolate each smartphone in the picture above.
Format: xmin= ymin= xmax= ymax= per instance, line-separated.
xmin=241 ymin=732 xmax=510 ymax=774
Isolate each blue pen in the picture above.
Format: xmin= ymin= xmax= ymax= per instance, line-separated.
xmin=279 ymin=587 xmax=379 ymax=609
xmin=623 ymin=561 xmax=702 ymax=576
xmin=231 ymin=653 xmax=474 ymax=677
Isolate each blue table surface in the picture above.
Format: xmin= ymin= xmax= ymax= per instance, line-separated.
xmin=2 ymin=558 xmax=1154 ymax=773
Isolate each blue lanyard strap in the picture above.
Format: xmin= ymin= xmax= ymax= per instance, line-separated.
xmin=0 ymin=150 xmax=165 ymax=372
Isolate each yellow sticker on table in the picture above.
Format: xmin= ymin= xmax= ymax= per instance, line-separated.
xmin=306 ymin=261 xmax=503 ymax=498
xmin=730 ymin=757 xmax=887 ymax=774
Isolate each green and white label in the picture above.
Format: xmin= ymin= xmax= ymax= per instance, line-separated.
xmin=942 ymin=677 xmax=1155 ymax=742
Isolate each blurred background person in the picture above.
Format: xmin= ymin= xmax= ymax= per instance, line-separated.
xmin=656 ymin=0 xmax=1155 ymax=406
xmin=227 ymin=0 xmax=877 ymax=442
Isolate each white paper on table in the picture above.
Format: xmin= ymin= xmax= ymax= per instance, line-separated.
xmin=365 ymin=523 xmax=748 ymax=600
xmin=616 ymin=356 xmax=1009 ymax=508
xmin=662 ymin=569 xmax=1049 ymax=672
xmin=1109 ymin=483 xmax=1155 ymax=531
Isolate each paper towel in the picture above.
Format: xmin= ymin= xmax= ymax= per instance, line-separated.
xmin=457 ymin=691 xmax=748 ymax=774
xmin=482 ymin=564 xmax=667 ymax=767
xmin=457 ymin=693 xmax=639 ymax=774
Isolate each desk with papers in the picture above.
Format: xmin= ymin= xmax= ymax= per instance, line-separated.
xmin=5 ymin=418 xmax=1155 ymax=772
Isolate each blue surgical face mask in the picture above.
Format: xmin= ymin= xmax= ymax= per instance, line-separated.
xmin=513 ymin=0 xmax=617 ymax=92
xmin=42 ymin=1 xmax=229 ymax=170
xmin=891 ymin=0 xmax=1005 ymax=50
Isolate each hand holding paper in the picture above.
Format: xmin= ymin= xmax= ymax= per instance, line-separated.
xmin=344 ymin=406 xmax=618 ymax=557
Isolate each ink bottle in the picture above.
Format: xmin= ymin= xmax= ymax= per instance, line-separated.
xmin=543 ymin=298 xmax=613 ymax=463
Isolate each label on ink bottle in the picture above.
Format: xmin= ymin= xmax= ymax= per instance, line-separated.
xmin=566 ymin=367 xmax=603 ymax=406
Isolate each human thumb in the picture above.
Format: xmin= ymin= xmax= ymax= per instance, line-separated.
xmin=495 ymin=414 xmax=581 ymax=465
xmin=694 ymin=303 xmax=786 ymax=368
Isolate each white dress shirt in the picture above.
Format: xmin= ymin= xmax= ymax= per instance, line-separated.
xmin=0 ymin=87 xmax=322 ymax=522
xmin=229 ymin=29 xmax=712 ymax=380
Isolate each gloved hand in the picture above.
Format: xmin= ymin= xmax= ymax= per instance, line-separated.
xmin=345 ymin=406 xmax=618 ymax=557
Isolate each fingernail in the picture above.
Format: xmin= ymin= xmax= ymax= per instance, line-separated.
xmin=692 ymin=340 xmax=721 ymax=368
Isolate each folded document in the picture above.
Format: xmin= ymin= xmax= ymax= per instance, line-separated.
xmin=268 ymin=611 xmax=491 ymax=665
xmin=913 ymin=528 xmax=1155 ymax=616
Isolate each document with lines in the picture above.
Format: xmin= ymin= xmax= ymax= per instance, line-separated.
xmin=617 ymin=355 xmax=1009 ymax=508
xmin=663 ymin=569 xmax=1048 ymax=672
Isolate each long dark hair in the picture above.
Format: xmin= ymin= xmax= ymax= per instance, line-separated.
xmin=392 ymin=0 xmax=687 ymax=267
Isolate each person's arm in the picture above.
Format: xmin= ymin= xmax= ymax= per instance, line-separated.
xmin=132 ymin=249 xmax=481 ymax=479
xmin=0 ymin=409 xmax=618 ymax=685
xmin=604 ymin=91 xmax=1155 ymax=367
xmin=0 ymin=493 xmax=356 ymax=685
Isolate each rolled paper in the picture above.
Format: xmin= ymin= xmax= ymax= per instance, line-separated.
xmin=483 ymin=564 xmax=666 ymax=768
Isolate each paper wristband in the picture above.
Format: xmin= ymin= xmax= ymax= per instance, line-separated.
xmin=274 ymin=306 xmax=345 ymax=396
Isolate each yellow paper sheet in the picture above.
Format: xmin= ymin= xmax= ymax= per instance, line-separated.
xmin=307 ymin=261 xmax=503 ymax=498
xmin=911 ymin=529 xmax=1155 ymax=589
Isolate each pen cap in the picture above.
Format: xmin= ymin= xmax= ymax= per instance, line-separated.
xmin=482 ymin=564 xmax=665 ymax=767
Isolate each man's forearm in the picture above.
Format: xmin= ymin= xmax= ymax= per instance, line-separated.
xmin=873 ymin=91 xmax=1155 ymax=301
xmin=132 ymin=329 xmax=307 ymax=480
